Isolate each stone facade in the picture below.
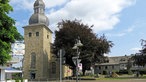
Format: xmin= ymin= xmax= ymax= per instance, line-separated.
xmin=23 ymin=24 xmax=52 ymax=80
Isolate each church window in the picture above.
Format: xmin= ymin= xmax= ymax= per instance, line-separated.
xmin=30 ymin=53 xmax=36 ymax=69
xmin=47 ymin=35 xmax=49 ymax=39
xmin=29 ymin=32 xmax=32 ymax=37
xmin=36 ymin=32 xmax=39 ymax=36
xmin=51 ymin=62 xmax=56 ymax=74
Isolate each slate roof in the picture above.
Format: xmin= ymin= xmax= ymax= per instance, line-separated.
xmin=95 ymin=56 xmax=131 ymax=66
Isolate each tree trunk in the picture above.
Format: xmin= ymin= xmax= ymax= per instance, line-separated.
xmin=72 ymin=67 xmax=76 ymax=76
xmin=82 ymin=69 xmax=86 ymax=76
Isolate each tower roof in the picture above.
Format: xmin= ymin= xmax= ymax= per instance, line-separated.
xmin=29 ymin=0 xmax=49 ymax=26
xmin=34 ymin=0 xmax=45 ymax=8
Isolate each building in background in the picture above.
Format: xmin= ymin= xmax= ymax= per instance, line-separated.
xmin=0 ymin=54 xmax=20 ymax=81
xmin=95 ymin=55 xmax=146 ymax=75
xmin=11 ymin=41 xmax=25 ymax=68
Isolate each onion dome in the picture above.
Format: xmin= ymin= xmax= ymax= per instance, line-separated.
xmin=29 ymin=0 xmax=49 ymax=26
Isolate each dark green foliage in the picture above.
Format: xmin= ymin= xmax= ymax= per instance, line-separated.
xmin=132 ymin=54 xmax=146 ymax=67
xmin=117 ymin=70 xmax=128 ymax=74
xmin=126 ymin=58 xmax=133 ymax=75
xmin=0 ymin=0 xmax=23 ymax=65
xmin=53 ymin=19 xmax=113 ymax=75
xmin=139 ymin=70 xmax=146 ymax=74
xmin=132 ymin=39 xmax=146 ymax=67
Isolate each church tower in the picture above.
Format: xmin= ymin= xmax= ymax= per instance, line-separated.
xmin=23 ymin=0 xmax=52 ymax=80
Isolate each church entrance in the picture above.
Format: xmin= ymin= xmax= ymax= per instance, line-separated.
xmin=30 ymin=72 xmax=36 ymax=79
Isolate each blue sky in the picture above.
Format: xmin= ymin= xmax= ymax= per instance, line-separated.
xmin=9 ymin=0 xmax=146 ymax=57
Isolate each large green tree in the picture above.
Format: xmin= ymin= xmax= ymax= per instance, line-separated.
xmin=132 ymin=39 xmax=146 ymax=67
xmin=53 ymin=20 xmax=113 ymax=75
xmin=0 ymin=0 xmax=23 ymax=65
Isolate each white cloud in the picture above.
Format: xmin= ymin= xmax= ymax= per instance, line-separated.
xmin=125 ymin=27 xmax=134 ymax=32
xmin=48 ymin=0 xmax=135 ymax=32
xmin=15 ymin=20 xmax=28 ymax=35
xmin=44 ymin=0 xmax=69 ymax=9
xmin=10 ymin=0 xmax=34 ymax=11
xmin=130 ymin=47 xmax=141 ymax=53
xmin=10 ymin=0 xmax=135 ymax=33
xmin=106 ymin=24 xmax=136 ymax=37
xmin=10 ymin=0 xmax=69 ymax=11
xmin=106 ymin=33 xmax=126 ymax=37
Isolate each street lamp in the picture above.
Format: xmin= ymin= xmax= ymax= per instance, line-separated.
xmin=72 ymin=38 xmax=83 ymax=82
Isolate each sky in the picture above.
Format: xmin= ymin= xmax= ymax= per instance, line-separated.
xmin=9 ymin=0 xmax=146 ymax=57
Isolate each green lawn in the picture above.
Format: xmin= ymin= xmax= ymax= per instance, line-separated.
xmin=78 ymin=74 xmax=146 ymax=80
xmin=95 ymin=74 xmax=146 ymax=80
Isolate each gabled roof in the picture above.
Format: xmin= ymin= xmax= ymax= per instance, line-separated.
xmin=95 ymin=56 xmax=131 ymax=66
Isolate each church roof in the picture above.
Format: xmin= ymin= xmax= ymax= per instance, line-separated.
xmin=29 ymin=0 xmax=49 ymax=26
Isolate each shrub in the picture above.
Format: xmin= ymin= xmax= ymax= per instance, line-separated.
xmin=112 ymin=72 xmax=119 ymax=77
xmin=103 ymin=70 xmax=108 ymax=75
xmin=117 ymin=70 xmax=128 ymax=74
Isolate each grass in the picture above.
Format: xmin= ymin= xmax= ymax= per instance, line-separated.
xmin=77 ymin=74 xmax=146 ymax=80
xmin=95 ymin=74 xmax=146 ymax=80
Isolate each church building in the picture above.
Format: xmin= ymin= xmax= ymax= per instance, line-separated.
xmin=23 ymin=0 xmax=72 ymax=80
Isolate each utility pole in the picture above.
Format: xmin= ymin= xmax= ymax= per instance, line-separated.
xmin=60 ymin=49 xmax=62 ymax=82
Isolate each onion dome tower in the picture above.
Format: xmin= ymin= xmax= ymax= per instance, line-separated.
xmin=29 ymin=0 xmax=49 ymax=26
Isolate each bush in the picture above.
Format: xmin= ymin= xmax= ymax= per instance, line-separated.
xmin=139 ymin=70 xmax=146 ymax=74
xmin=117 ymin=70 xmax=128 ymax=74
xmin=128 ymin=70 xmax=133 ymax=75
xmin=103 ymin=70 xmax=108 ymax=75
xmin=112 ymin=72 xmax=119 ymax=77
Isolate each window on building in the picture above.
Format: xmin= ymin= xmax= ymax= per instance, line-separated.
xmin=36 ymin=32 xmax=39 ymax=36
xmin=99 ymin=66 xmax=101 ymax=70
xmin=30 ymin=53 xmax=36 ymax=69
xmin=112 ymin=66 xmax=114 ymax=69
xmin=52 ymin=62 xmax=56 ymax=74
xmin=105 ymin=66 xmax=108 ymax=69
xmin=47 ymin=35 xmax=49 ymax=39
xmin=29 ymin=32 xmax=32 ymax=37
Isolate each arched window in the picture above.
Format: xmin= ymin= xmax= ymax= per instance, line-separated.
xmin=30 ymin=53 xmax=36 ymax=69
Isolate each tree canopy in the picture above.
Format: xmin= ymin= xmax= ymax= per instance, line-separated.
xmin=0 ymin=0 xmax=23 ymax=65
xmin=132 ymin=39 xmax=146 ymax=67
xmin=53 ymin=19 xmax=113 ymax=75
